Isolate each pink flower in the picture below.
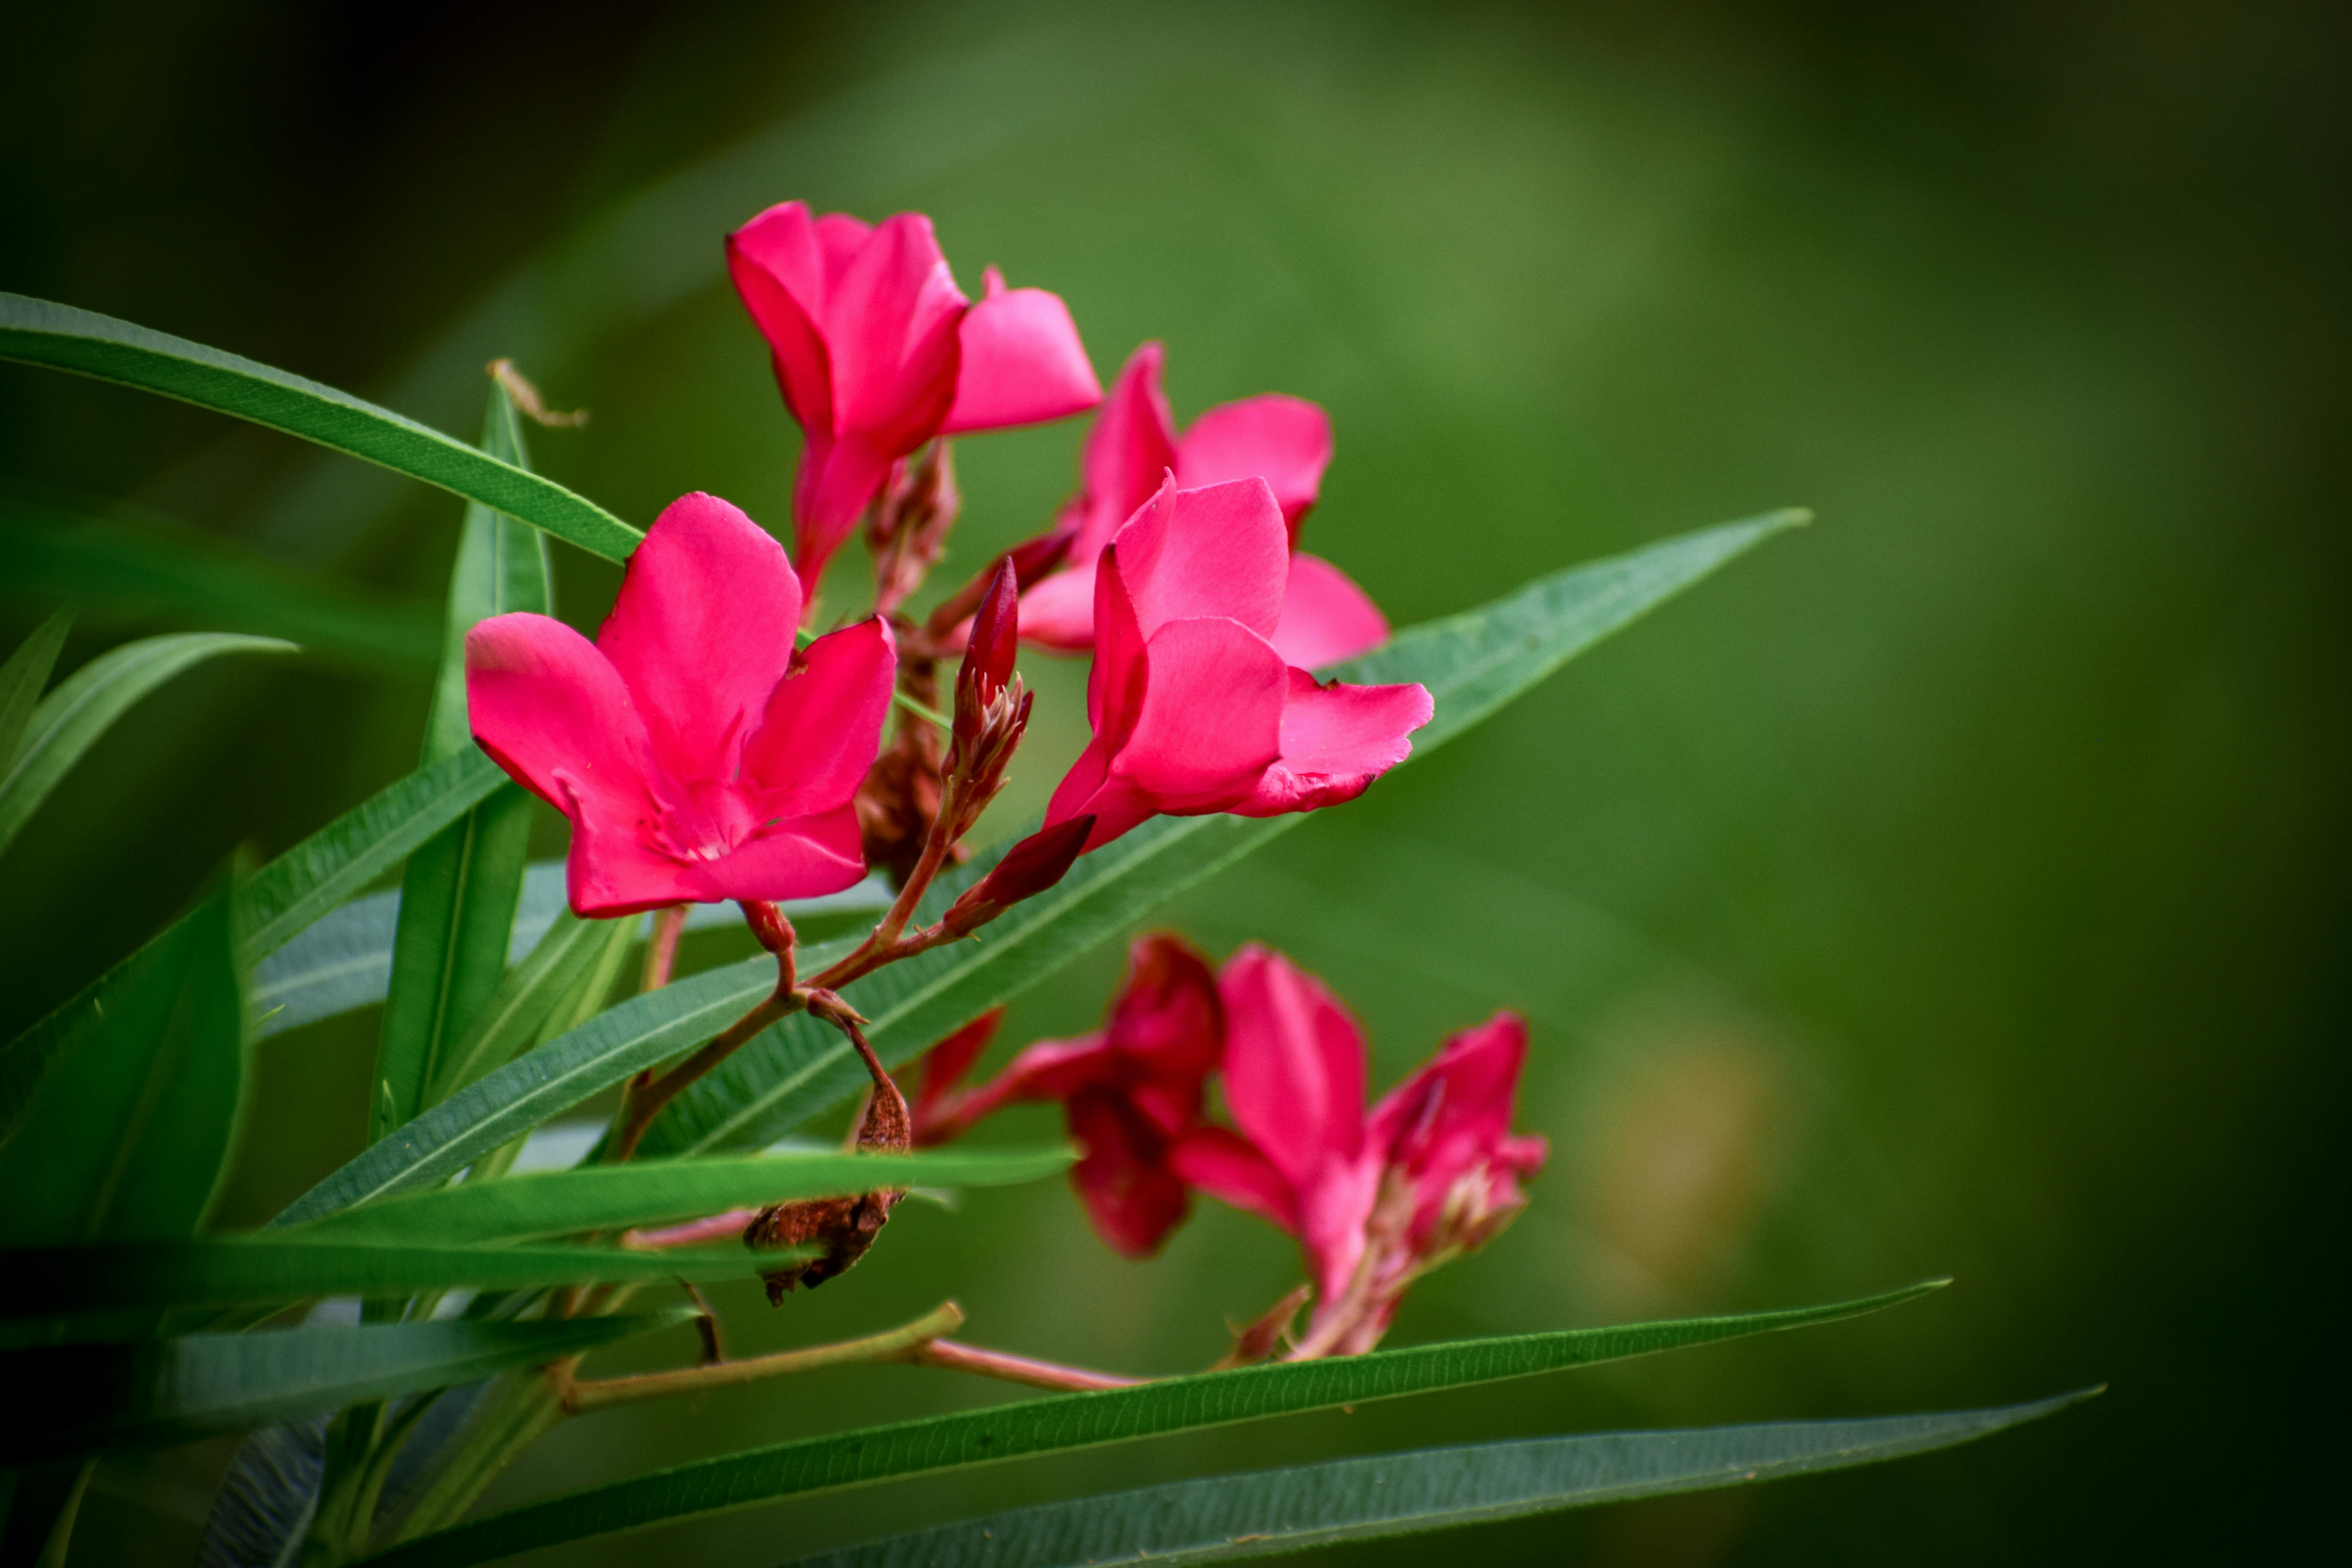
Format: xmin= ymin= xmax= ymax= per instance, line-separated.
xmin=1042 ymin=476 xmax=1434 ymax=853
xmin=727 ymin=202 xmax=1102 ymax=595
xmin=1013 ymin=343 xmax=1389 ymax=668
xmin=465 ymin=493 xmax=896 ymax=918
xmin=1172 ymin=946 xmax=1546 ymax=1356
xmin=911 ymin=934 xmax=1224 ymax=1258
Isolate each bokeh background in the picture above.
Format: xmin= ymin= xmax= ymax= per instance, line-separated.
xmin=4 ymin=1 xmax=2345 ymax=1562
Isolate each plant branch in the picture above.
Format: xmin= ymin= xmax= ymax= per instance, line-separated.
xmin=903 ymin=1338 xmax=1147 ymax=1392
xmin=564 ymin=1302 xmax=967 ymax=1413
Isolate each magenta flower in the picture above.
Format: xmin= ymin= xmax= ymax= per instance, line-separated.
xmin=1041 ymin=476 xmax=1434 ymax=853
xmin=727 ymin=202 xmax=1101 ymax=594
xmin=1013 ymin=342 xmax=1389 ymax=668
xmin=912 ymin=934 xmax=1224 ymax=1257
xmin=465 ymin=492 xmax=896 ymax=918
xmin=1173 ymin=946 xmax=1547 ymax=1356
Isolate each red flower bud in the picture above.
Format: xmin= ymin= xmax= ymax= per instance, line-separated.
xmin=1004 ymin=523 xmax=1078 ymax=588
xmin=955 ymin=557 xmax=1021 ymax=744
xmin=944 ymin=816 xmax=1094 ymax=934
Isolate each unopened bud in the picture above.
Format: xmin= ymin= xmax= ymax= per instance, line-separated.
xmin=1004 ymin=523 xmax=1077 ymax=588
xmin=955 ymin=558 xmax=1022 ymax=745
xmin=870 ymin=443 xmax=961 ymax=616
xmin=943 ymin=816 xmax=1094 ymax=935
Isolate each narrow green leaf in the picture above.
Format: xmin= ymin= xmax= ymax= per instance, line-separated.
xmin=4 ymin=1312 xmax=694 ymax=1466
xmin=375 ymin=380 xmax=554 ymax=1139
xmin=0 ymin=1240 xmax=789 ymax=1319
xmin=0 ymin=873 xmax=249 ymax=1245
xmin=0 ymin=749 xmax=505 ymax=1151
xmin=250 ymin=866 xmax=887 ymax=1043
xmin=0 ymin=610 xmax=72 ymax=766
xmin=280 ymin=513 xmax=1800 ymax=1218
xmin=419 ymin=909 xmax=619 ymax=1112
xmin=0 ymin=294 xmax=641 ymax=563
xmin=785 ymin=1392 xmax=2099 ymax=1568
xmin=359 ymin=1279 xmax=1940 ymax=1568
xmin=641 ymin=510 xmax=1808 ymax=1159
xmin=282 ymin=1147 xmax=1070 ymax=1247
xmin=238 ymin=749 xmax=508 ymax=965
xmin=0 ymin=631 xmax=296 ymax=859
xmin=0 ymin=499 xmax=438 ymax=670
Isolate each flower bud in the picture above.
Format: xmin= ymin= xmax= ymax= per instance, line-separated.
xmin=955 ymin=557 xmax=1022 ymax=745
xmin=942 ymin=816 xmax=1094 ymax=935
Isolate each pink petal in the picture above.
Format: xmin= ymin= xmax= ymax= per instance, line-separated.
xmin=1367 ymin=1012 xmax=1544 ymax=1243
xmin=1169 ymin=1126 xmax=1300 ymax=1232
xmin=594 ymin=494 xmax=802 ymax=785
xmin=1109 ymin=478 xmax=1289 ymax=641
xmin=726 ymin=206 xmax=835 ymax=439
xmin=789 ymin=430 xmax=897 ymax=593
xmin=1011 ymin=562 xmax=1100 ymax=651
xmin=740 ymin=617 xmax=897 ymax=818
xmin=1103 ymin=933 xmax=1224 ymax=1081
xmin=691 ymin=803 xmax=869 ymax=905
xmin=562 ymin=808 xmax=706 ymax=919
xmin=464 ymin=611 xmax=655 ymax=832
xmin=1217 ymin=946 xmax=1368 ymax=1192
xmin=911 ymin=1008 xmax=1005 ymax=1143
xmin=940 ymin=274 xmax=1101 ymax=435
xmin=1062 ymin=343 xmax=1181 ymax=565
xmin=1085 ymin=544 xmax=1150 ymax=747
xmin=1042 ymin=743 xmax=1160 ymax=853
xmin=820 ymin=211 xmax=966 ymax=446
xmin=1232 ymin=669 xmax=1432 ymax=819
xmin=1174 ymin=393 xmax=1332 ymax=542
xmin=1298 ymin=1150 xmax=1383 ymax=1308
xmin=958 ymin=1036 xmax=1120 ymax=1120
xmin=1109 ymin=617 xmax=1287 ymax=811
xmin=1269 ymin=553 xmax=1390 ymax=669
xmin=1065 ymin=1089 xmax=1192 ymax=1258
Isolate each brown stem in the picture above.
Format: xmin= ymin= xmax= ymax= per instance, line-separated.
xmin=564 ymin=1302 xmax=967 ymax=1412
xmin=903 ymin=1338 xmax=1145 ymax=1392
xmin=641 ymin=905 xmax=687 ymax=993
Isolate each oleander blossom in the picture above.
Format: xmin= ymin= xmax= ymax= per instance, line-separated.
xmin=465 ymin=492 xmax=895 ymax=918
xmin=727 ymin=201 xmax=1102 ymax=594
xmin=912 ymin=934 xmax=1224 ymax=1257
xmin=1172 ymin=946 xmax=1547 ymax=1356
xmin=1010 ymin=342 xmax=1390 ymax=668
xmin=1042 ymin=476 xmax=1434 ymax=853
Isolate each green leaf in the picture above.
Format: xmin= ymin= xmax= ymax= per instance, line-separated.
xmin=282 ymin=1147 xmax=1071 ymax=1247
xmin=238 ymin=749 xmax=509 ymax=966
xmin=358 ymin=1279 xmax=1939 ymax=1568
xmin=784 ymin=1391 xmax=2098 ymax=1568
xmin=0 ymin=630 xmax=296 ymax=860
xmin=279 ymin=512 xmax=1800 ymax=1218
xmin=0 ymin=1240 xmax=791 ymax=1321
xmin=375 ymin=381 xmax=554 ymax=1140
xmin=0 ymin=873 xmax=249 ymax=1245
xmin=3 ymin=1312 xmax=693 ymax=1466
xmin=0 ymin=499 xmax=438 ymax=671
xmin=0 ymin=748 xmax=506 ymax=1153
xmin=641 ymin=510 xmax=1808 ymax=1159
xmin=0 ymin=610 xmax=72 ymax=766
xmin=0 ymin=293 xmax=641 ymax=564
xmin=419 ymin=909 xmax=621 ymax=1113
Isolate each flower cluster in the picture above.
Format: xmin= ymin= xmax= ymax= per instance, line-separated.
xmin=915 ymin=935 xmax=1546 ymax=1359
xmin=458 ymin=200 xmax=1493 ymax=1334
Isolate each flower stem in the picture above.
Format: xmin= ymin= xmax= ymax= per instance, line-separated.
xmin=904 ymin=1338 xmax=1146 ymax=1392
xmin=640 ymin=904 xmax=687 ymax=993
xmin=564 ymin=1302 xmax=966 ymax=1412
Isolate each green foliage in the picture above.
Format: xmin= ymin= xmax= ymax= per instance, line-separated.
xmin=4 ymin=1311 xmax=695 ymax=1466
xmin=0 ymin=1240 xmax=789 ymax=1320
xmin=361 ymin=1281 xmax=1943 ymax=1568
xmin=0 ymin=611 xmax=72 ymax=766
xmin=0 ymin=630 xmax=295 ymax=860
xmin=0 ymin=293 xmax=641 ymax=563
xmin=282 ymin=1147 xmax=1071 ymax=1246
xmin=787 ymin=1392 xmax=2099 ymax=1567
xmin=641 ymin=511 xmax=1804 ymax=1160
xmin=0 ymin=499 xmax=439 ymax=670
xmin=374 ymin=381 xmax=554 ymax=1142
xmin=0 ymin=872 xmax=249 ymax=1245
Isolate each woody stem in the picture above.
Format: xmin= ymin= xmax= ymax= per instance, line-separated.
xmin=903 ymin=1338 xmax=1146 ymax=1392
xmin=606 ymin=906 xmax=800 ymax=1164
xmin=564 ymin=1303 xmax=966 ymax=1412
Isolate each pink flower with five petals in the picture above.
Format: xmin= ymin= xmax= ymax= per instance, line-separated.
xmin=465 ymin=493 xmax=896 ymax=918
xmin=1042 ymin=476 xmax=1434 ymax=853
xmin=1014 ymin=343 xmax=1389 ymax=668
xmin=1173 ymin=946 xmax=1546 ymax=1356
xmin=911 ymin=934 xmax=1225 ymax=1257
xmin=726 ymin=202 xmax=1102 ymax=596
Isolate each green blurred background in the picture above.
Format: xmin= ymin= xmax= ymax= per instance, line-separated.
xmin=4 ymin=1 xmax=2345 ymax=1561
